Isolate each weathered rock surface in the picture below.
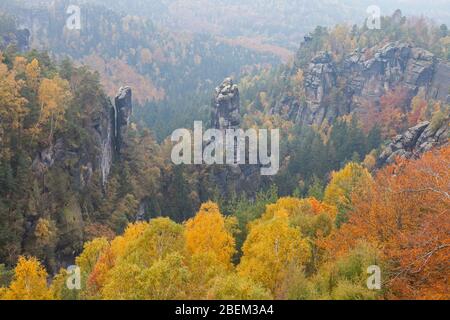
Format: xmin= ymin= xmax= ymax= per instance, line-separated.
xmin=301 ymin=52 xmax=338 ymax=125
xmin=212 ymin=77 xmax=240 ymax=129
xmin=377 ymin=118 xmax=449 ymax=167
xmin=114 ymin=86 xmax=133 ymax=153
xmin=430 ymin=62 xmax=450 ymax=101
xmin=343 ymin=42 xmax=438 ymax=108
xmin=32 ymin=87 xmax=133 ymax=188
xmin=32 ymin=139 xmax=66 ymax=175
xmin=273 ymin=41 xmax=450 ymax=128
xmin=96 ymin=96 xmax=115 ymax=186
xmin=209 ymin=78 xmax=266 ymax=197
xmin=272 ymin=51 xmax=340 ymax=126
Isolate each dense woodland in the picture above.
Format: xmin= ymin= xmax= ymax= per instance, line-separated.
xmin=1 ymin=148 xmax=448 ymax=300
xmin=0 ymin=3 xmax=449 ymax=300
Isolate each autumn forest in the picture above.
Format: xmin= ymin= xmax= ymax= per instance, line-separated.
xmin=0 ymin=0 xmax=449 ymax=301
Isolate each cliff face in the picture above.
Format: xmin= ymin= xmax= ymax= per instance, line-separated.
xmin=32 ymin=87 xmax=132 ymax=189
xmin=26 ymin=85 xmax=133 ymax=270
xmin=97 ymin=95 xmax=115 ymax=187
xmin=342 ymin=42 xmax=443 ymax=107
xmin=300 ymin=52 xmax=338 ymax=125
xmin=114 ymin=86 xmax=133 ymax=154
xmin=274 ymin=42 xmax=450 ymax=127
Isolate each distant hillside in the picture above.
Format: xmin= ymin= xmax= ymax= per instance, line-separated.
xmin=45 ymin=0 xmax=450 ymax=50
xmin=1 ymin=0 xmax=281 ymax=140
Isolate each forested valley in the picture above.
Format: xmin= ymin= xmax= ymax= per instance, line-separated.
xmin=0 ymin=1 xmax=448 ymax=300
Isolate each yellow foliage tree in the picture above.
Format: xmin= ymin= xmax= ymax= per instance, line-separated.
xmin=121 ymin=218 xmax=184 ymax=267
xmin=34 ymin=218 xmax=56 ymax=249
xmin=185 ymin=202 xmax=236 ymax=268
xmin=94 ymin=219 xmax=187 ymax=299
xmin=238 ymin=210 xmax=310 ymax=297
xmin=186 ymin=252 xmax=229 ymax=299
xmin=258 ymin=197 xmax=337 ymax=272
xmin=13 ymin=56 xmax=27 ymax=75
xmin=25 ymin=58 xmax=41 ymax=91
xmin=363 ymin=151 xmax=377 ymax=171
xmin=101 ymin=253 xmax=190 ymax=300
xmin=207 ymin=273 xmax=272 ymax=300
xmin=99 ymin=261 xmax=143 ymax=299
xmin=87 ymin=219 xmax=185 ymax=298
xmin=70 ymin=237 xmax=110 ymax=298
xmin=0 ymin=60 xmax=28 ymax=132
xmin=324 ymin=162 xmax=373 ymax=225
xmin=131 ymin=253 xmax=189 ymax=300
xmin=1 ymin=256 xmax=52 ymax=300
xmin=261 ymin=197 xmax=337 ymax=232
xmin=75 ymin=237 xmax=110 ymax=276
xmin=36 ymin=76 xmax=71 ymax=141
xmin=87 ymin=222 xmax=148 ymax=295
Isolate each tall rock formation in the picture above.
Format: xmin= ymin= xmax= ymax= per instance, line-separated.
xmin=114 ymin=86 xmax=133 ymax=154
xmin=301 ymin=52 xmax=338 ymax=125
xmin=209 ymin=78 xmax=266 ymax=197
xmin=211 ymin=77 xmax=241 ymax=129
xmin=98 ymin=96 xmax=115 ymax=187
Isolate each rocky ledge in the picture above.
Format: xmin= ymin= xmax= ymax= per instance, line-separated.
xmin=377 ymin=117 xmax=449 ymax=167
xmin=273 ymin=41 xmax=450 ymax=128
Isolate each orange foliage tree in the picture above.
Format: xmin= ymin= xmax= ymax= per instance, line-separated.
xmin=325 ymin=146 xmax=450 ymax=299
xmin=379 ymin=87 xmax=409 ymax=137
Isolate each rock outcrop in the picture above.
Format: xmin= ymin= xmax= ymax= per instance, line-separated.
xmin=343 ymin=42 xmax=438 ymax=108
xmin=208 ymin=78 xmax=266 ymax=197
xmin=32 ymin=139 xmax=66 ymax=175
xmin=32 ymin=87 xmax=133 ymax=188
xmin=377 ymin=117 xmax=449 ymax=167
xmin=97 ymin=96 xmax=115 ymax=186
xmin=32 ymin=95 xmax=116 ymax=188
xmin=301 ymin=52 xmax=338 ymax=125
xmin=273 ymin=41 xmax=450 ymax=128
xmin=114 ymin=86 xmax=133 ymax=154
xmin=272 ymin=51 xmax=340 ymax=126
xmin=211 ymin=78 xmax=240 ymax=129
